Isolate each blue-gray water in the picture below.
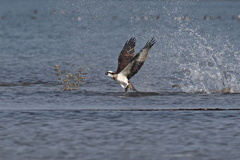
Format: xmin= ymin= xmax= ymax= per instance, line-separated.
xmin=1 ymin=0 xmax=240 ymax=159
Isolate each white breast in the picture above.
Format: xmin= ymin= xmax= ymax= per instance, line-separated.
xmin=117 ymin=73 xmax=128 ymax=85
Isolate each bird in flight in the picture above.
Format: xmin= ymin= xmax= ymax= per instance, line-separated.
xmin=105 ymin=37 xmax=156 ymax=92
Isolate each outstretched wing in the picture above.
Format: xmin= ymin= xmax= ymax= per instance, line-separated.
xmin=121 ymin=38 xmax=156 ymax=80
xmin=116 ymin=37 xmax=136 ymax=73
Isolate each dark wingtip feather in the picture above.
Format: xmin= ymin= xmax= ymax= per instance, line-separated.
xmin=128 ymin=37 xmax=136 ymax=44
xmin=144 ymin=37 xmax=156 ymax=49
xmin=124 ymin=37 xmax=136 ymax=48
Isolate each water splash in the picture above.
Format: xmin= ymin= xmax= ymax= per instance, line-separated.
xmin=54 ymin=65 xmax=87 ymax=91
xmin=176 ymin=28 xmax=240 ymax=93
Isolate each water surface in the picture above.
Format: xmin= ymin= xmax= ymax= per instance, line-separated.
xmin=1 ymin=0 xmax=240 ymax=159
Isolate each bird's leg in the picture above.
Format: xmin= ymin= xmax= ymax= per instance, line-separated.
xmin=120 ymin=83 xmax=128 ymax=92
xmin=125 ymin=85 xmax=129 ymax=92
xmin=129 ymin=83 xmax=139 ymax=92
xmin=120 ymin=83 xmax=125 ymax=89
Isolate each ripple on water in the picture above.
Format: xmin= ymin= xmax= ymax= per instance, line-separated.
xmin=0 ymin=110 xmax=240 ymax=160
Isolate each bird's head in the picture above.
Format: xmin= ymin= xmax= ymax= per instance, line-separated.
xmin=105 ymin=71 xmax=115 ymax=78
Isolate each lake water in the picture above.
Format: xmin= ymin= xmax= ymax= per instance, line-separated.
xmin=0 ymin=0 xmax=240 ymax=159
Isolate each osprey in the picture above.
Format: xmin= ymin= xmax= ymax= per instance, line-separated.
xmin=105 ymin=37 xmax=156 ymax=92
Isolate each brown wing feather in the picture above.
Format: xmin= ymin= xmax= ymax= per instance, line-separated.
xmin=115 ymin=37 xmax=136 ymax=73
xmin=121 ymin=38 xmax=156 ymax=80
